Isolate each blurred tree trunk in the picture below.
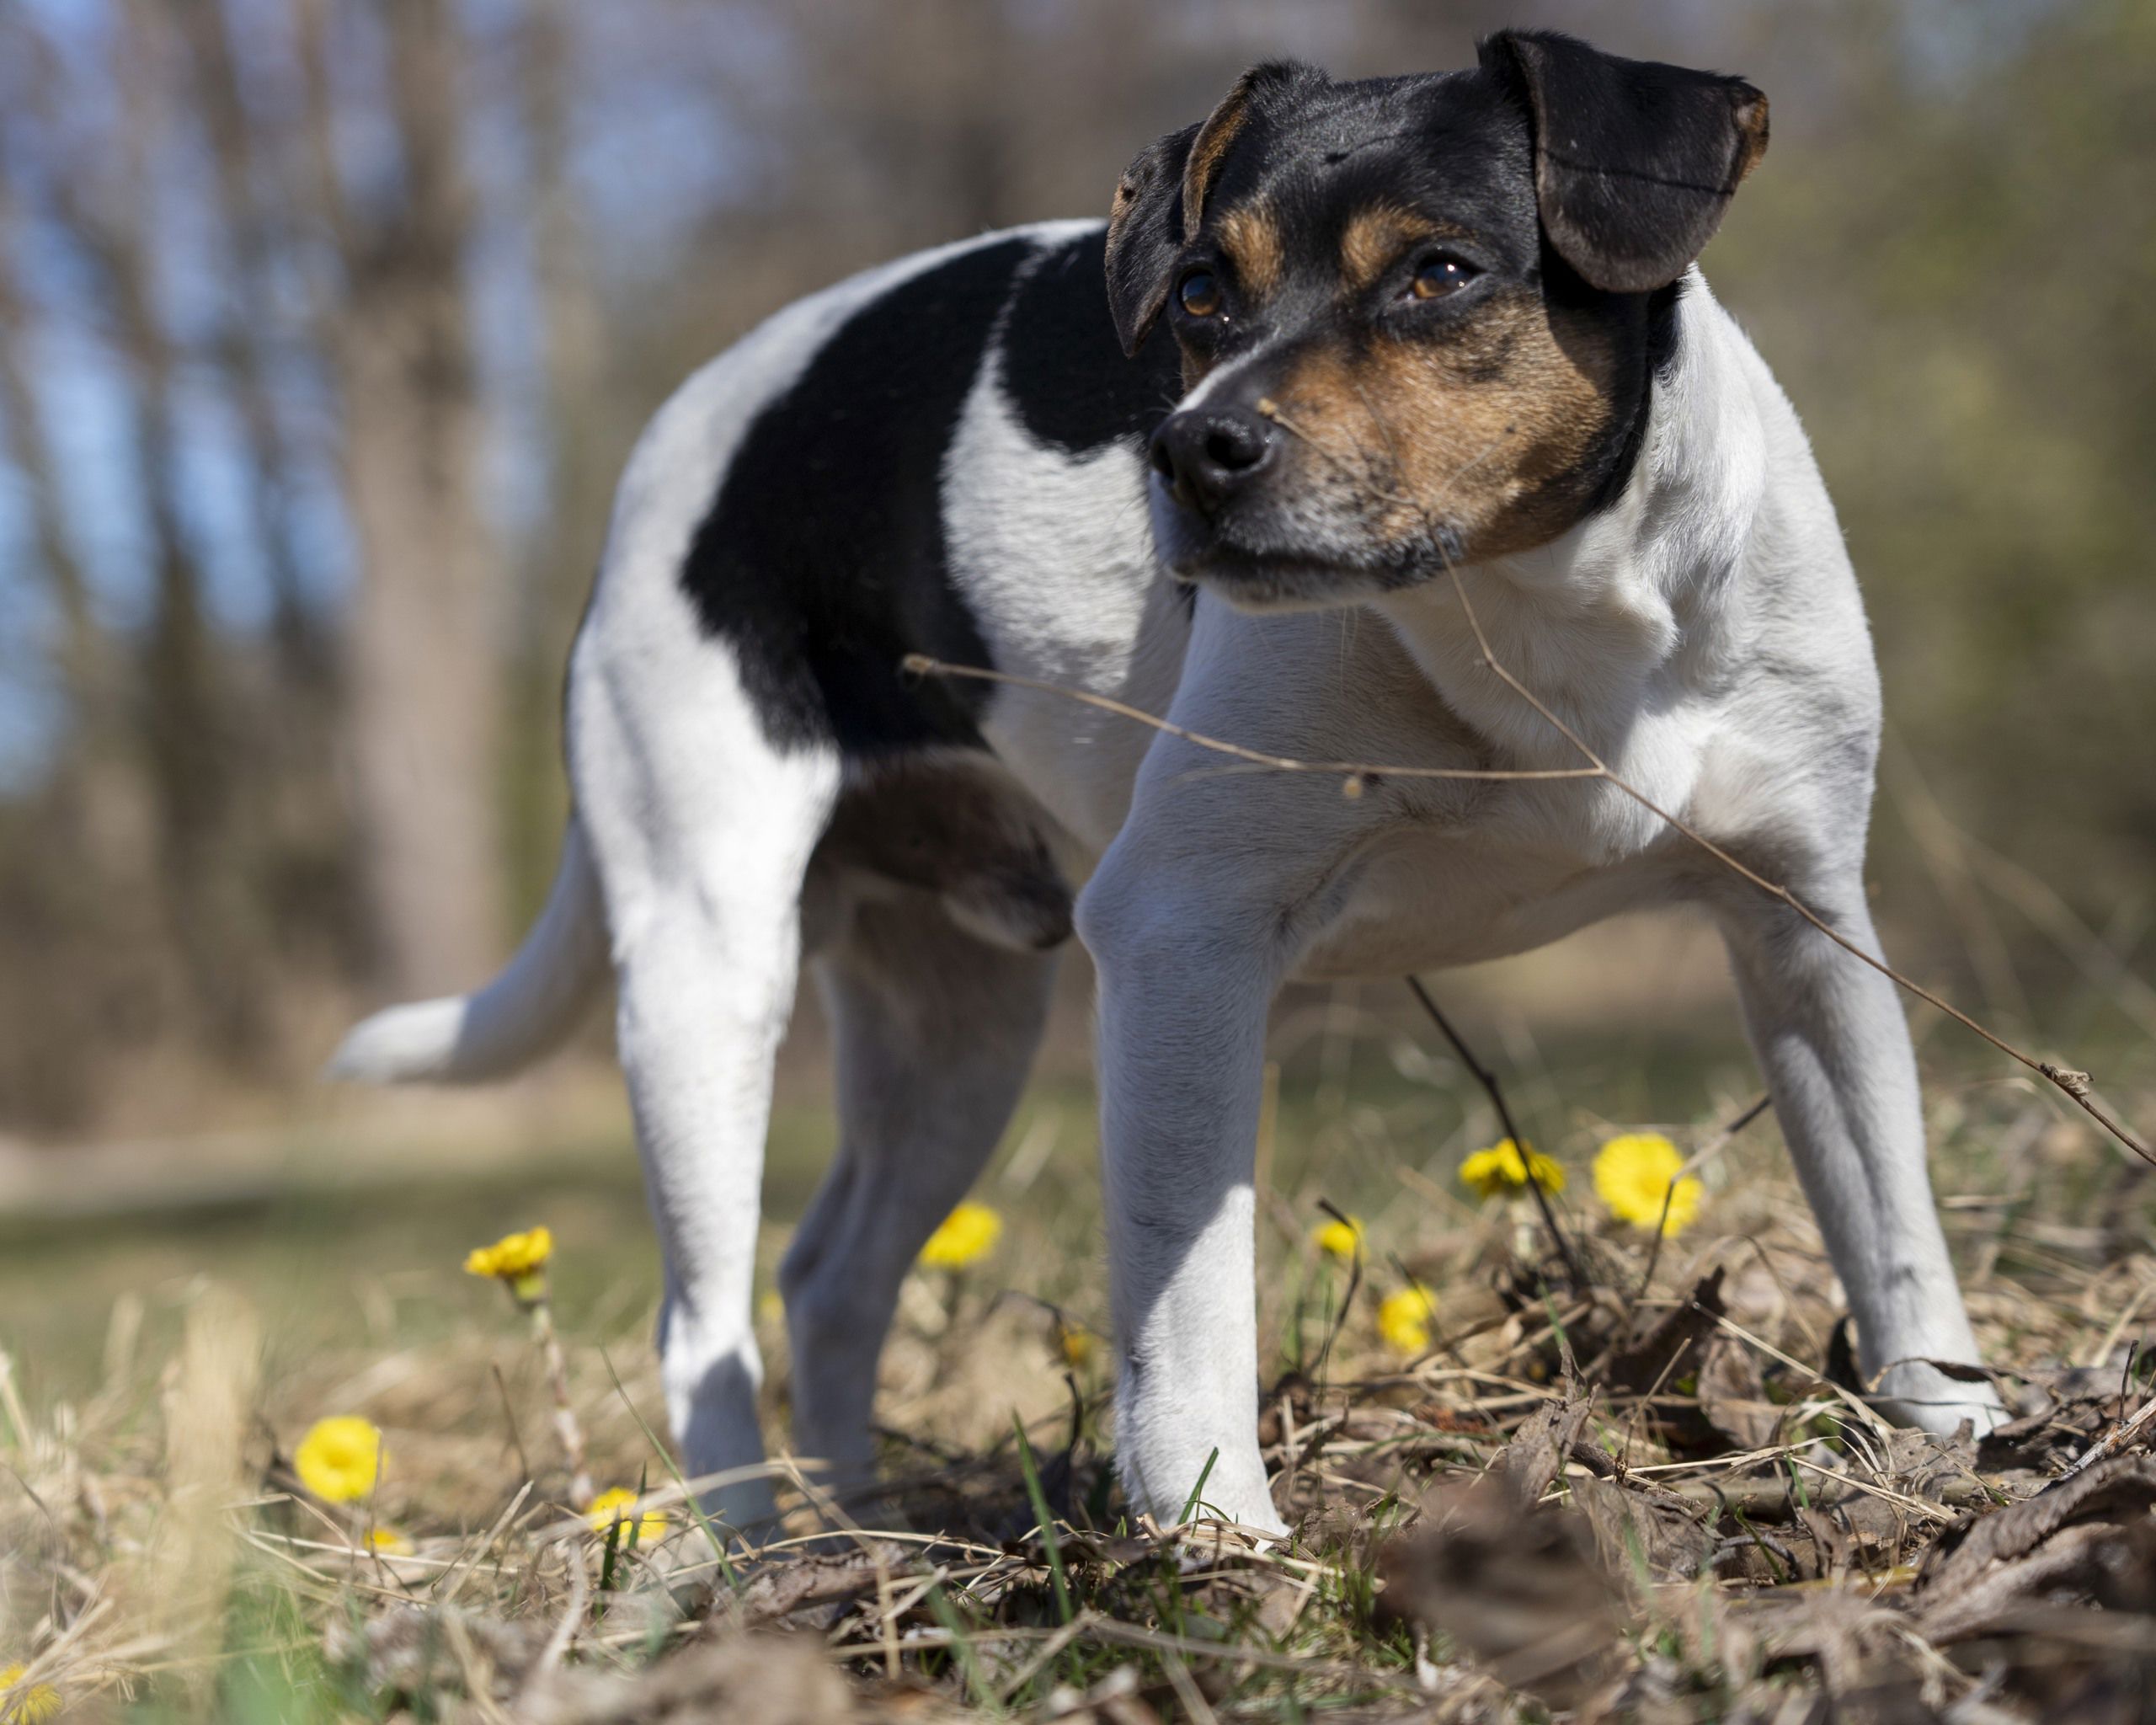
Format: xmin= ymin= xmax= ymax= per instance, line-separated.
xmin=506 ymin=0 xmax=608 ymax=925
xmin=301 ymin=0 xmax=504 ymax=997
xmin=171 ymin=0 xmax=329 ymax=690
xmin=0 ymin=170 xmax=173 ymax=1114
xmin=795 ymin=0 xmax=1022 ymax=242
xmin=52 ymin=8 xmax=272 ymax=1057
xmin=172 ymin=0 xmax=359 ymax=999
xmin=0 ymin=193 xmax=107 ymax=741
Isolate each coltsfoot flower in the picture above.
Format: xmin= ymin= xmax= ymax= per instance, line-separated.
xmin=1378 ymin=1285 xmax=1438 ymax=1355
xmin=1312 ymin=1215 xmax=1365 ymax=1259
xmin=1460 ymin=1139 xmax=1566 ymax=1201
xmin=464 ymin=1226 xmax=554 ymax=1300
xmin=365 ymin=1527 xmax=412 ymax=1556
xmin=0 ymin=1664 xmax=61 ymax=1725
xmin=1056 ymin=1321 xmax=1098 ymax=1370
xmin=920 ymin=1202 xmax=1001 ymax=1269
xmin=294 ymin=1415 xmax=382 ymax=1503
xmin=587 ymin=1487 xmax=668 ymax=1544
xmin=1593 ymin=1134 xmax=1702 ymax=1235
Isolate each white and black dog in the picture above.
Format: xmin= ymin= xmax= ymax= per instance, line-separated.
xmin=335 ymin=30 xmax=2003 ymax=1536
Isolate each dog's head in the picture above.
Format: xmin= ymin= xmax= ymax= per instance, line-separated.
xmin=1106 ymin=31 xmax=1767 ymax=608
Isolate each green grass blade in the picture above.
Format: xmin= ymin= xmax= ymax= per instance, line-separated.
xmin=926 ymin=1579 xmax=994 ymax=1709
xmin=599 ymin=1343 xmax=739 ymax=1589
xmin=1012 ymin=1412 xmax=1073 ymax=1623
xmin=1177 ymin=1445 xmax=1219 ymax=1527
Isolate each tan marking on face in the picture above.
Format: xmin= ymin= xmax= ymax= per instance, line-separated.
xmin=1272 ymin=290 xmax=1622 ymax=562
xmin=1107 ymin=173 xmax=1140 ymax=232
xmin=1732 ymin=90 xmax=1770 ymax=184
xmin=1338 ymin=206 xmax=1471 ymax=294
xmin=1181 ymin=79 xmax=1253 ymax=242
xmin=1214 ymin=202 xmax=1283 ymax=301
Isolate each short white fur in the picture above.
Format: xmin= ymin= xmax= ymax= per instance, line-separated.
xmin=334 ymin=227 xmax=1999 ymax=1539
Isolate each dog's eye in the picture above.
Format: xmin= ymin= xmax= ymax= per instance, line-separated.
xmin=1411 ymin=254 xmax=1478 ymax=299
xmin=1177 ymin=269 xmax=1223 ymax=318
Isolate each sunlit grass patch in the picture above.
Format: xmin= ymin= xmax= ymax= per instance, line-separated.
xmin=3 ymin=1037 xmax=2153 ymax=1718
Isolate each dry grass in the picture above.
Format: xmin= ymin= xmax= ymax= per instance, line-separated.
xmin=5 ymin=1027 xmax=2156 ymax=1723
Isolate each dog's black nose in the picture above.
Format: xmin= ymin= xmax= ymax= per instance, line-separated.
xmin=1149 ymin=409 xmax=1274 ymax=515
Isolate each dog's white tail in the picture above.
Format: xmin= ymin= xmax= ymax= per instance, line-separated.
xmin=327 ymin=816 xmax=608 ymax=1084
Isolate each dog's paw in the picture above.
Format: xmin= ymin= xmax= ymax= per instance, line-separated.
xmin=1872 ymin=1361 xmax=2009 ymax=1439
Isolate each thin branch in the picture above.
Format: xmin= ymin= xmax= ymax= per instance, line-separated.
xmin=1308 ymin=1197 xmax=1366 ymax=1381
xmin=900 ymin=655 xmax=1600 ymax=786
xmin=172 ymin=0 xmax=318 ymax=658
xmin=1425 ymin=552 xmax=2149 ymax=1167
xmin=1342 ymin=385 xmax=2146 ymax=1168
xmin=1401 ymin=976 xmax=1587 ymax=1291
xmin=905 ymin=618 xmax=2148 ymax=1171
xmin=0 ymin=187 xmax=101 ymax=695
xmin=1635 ymin=1092 xmax=1774 ymax=1304
xmin=2044 ymin=1391 xmax=2156 ymax=1491
xmin=291 ymin=0 xmax=358 ymax=269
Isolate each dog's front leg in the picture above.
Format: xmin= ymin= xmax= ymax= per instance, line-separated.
xmin=1716 ymin=881 xmax=2004 ymax=1436
xmin=1078 ymin=853 xmax=1290 ymax=1535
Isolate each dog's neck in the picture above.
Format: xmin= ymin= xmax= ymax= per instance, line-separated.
xmin=1374 ymin=271 xmax=1771 ymax=776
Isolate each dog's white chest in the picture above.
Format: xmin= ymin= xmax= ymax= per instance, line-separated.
xmin=1288 ymin=812 xmax=1678 ymax=979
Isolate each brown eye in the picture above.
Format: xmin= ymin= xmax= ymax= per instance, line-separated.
xmin=1177 ymin=269 xmax=1222 ymax=318
xmin=1412 ymin=254 xmax=1477 ymax=299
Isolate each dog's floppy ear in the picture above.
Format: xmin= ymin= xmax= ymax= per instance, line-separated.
xmin=1478 ymin=29 xmax=1769 ymax=294
xmin=1103 ymin=119 xmax=1201 ymax=357
xmin=1103 ymin=62 xmax=1318 ymax=355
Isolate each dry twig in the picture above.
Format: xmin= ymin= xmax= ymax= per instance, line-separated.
xmin=899 ymin=645 xmax=2147 ymax=1170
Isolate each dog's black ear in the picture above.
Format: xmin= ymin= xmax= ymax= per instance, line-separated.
xmin=1478 ymin=29 xmax=1768 ymax=294
xmin=1104 ymin=62 xmax=1320 ymax=355
xmin=1103 ymin=120 xmax=1201 ymax=357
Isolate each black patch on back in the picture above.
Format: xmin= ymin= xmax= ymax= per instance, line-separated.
xmin=1001 ymin=229 xmax=1185 ymax=456
xmin=680 ymin=238 xmax=1032 ymax=755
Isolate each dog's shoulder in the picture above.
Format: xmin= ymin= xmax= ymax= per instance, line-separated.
xmin=993 ymin=223 xmax=1183 ymax=457
xmin=639 ymin=222 xmax=1171 ymax=760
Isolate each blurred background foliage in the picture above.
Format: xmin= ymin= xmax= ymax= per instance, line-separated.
xmin=0 ymin=0 xmax=2148 ymax=1135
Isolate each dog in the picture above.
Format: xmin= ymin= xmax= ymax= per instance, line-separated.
xmin=334 ymin=29 xmax=2004 ymax=1537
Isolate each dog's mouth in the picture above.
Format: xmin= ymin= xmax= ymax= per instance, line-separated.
xmin=1148 ymin=476 xmax=1459 ymax=611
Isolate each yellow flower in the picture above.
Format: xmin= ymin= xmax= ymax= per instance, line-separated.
xmin=587 ymin=1487 xmax=668 ymax=1544
xmin=1312 ymin=1215 xmax=1365 ymax=1259
xmin=0 ymin=1665 xmax=61 ymax=1725
xmin=294 ymin=1415 xmax=382 ymax=1503
xmin=1378 ymin=1285 xmax=1438 ymax=1356
xmin=465 ymin=1226 xmax=554 ymax=1300
xmin=919 ymin=1201 xmax=1001 ymax=1270
xmin=1057 ymin=1321 xmax=1097 ymax=1370
xmin=1460 ymin=1140 xmax=1566 ymax=1200
xmin=364 ymin=1527 xmax=411 ymax=1555
xmin=1593 ymin=1134 xmax=1703 ymax=1236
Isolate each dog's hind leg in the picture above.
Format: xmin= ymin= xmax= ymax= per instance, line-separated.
xmin=571 ymin=624 xmax=841 ymax=1537
xmin=778 ymin=896 xmax=1057 ymax=1518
